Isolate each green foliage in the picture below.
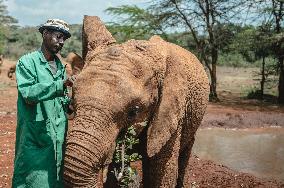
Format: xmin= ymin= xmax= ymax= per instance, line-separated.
xmin=0 ymin=26 xmax=5 ymax=54
xmin=107 ymin=24 xmax=151 ymax=43
xmin=61 ymin=24 xmax=82 ymax=57
xmin=0 ymin=0 xmax=282 ymax=102
xmin=3 ymin=27 xmax=41 ymax=59
xmin=218 ymin=53 xmax=253 ymax=67
xmin=246 ymin=88 xmax=263 ymax=99
xmin=241 ymin=84 xmax=259 ymax=98
xmin=0 ymin=0 xmax=17 ymax=54
xmin=229 ymin=24 xmax=274 ymax=63
xmin=166 ymin=32 xmax=197 ymax=52
xmin=240 ymin=56 xmax=278 ymax=99
xmin=2 ymin=24 xmax=82 ymax=59
xmin=214 ymin=23 xmax=242 ymax=54
xmin=113 ymin=125 xmax=141 ymax=187
xmin=246 ymin=88 xmax=278 ymax=102
xmin=106 ymin=5 xmax=168 ymax=41
xmin=0 ymin=0 xmax=17 ymax=26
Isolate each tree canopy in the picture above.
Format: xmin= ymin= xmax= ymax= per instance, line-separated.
xmin=0 ymin=0 xmax=17 ymax=54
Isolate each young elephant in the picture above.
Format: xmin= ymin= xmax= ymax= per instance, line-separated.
xmin=56 ymin=53 xmax=83 ymax=77
xmin=65 ymin=52 xmax=84 ymax=75
xmin=7 ymin=64 xmax=16 ymax=79
xmin=63 ymin=16 xmax=209 ymax=188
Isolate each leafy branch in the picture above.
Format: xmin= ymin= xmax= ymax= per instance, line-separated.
xmin=113 ymin=126 xmax=142 ymax=187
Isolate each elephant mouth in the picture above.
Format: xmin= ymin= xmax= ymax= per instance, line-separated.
xmin=132 ymin=121 xmax=148 ymax=133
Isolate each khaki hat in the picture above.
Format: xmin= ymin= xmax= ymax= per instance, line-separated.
xmin=39 ymin=19 xmax=71 ymax=39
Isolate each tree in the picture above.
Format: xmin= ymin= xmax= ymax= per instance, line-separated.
xmin=146 ymin=0 xmax=248 ymax=101
xmin=0 ymin=0 xmax=17 ymax=54
xmin=105 ymin=5 xmax=169 ymax=42
xmin=231 ymin=24 xmax=275 ymax=99
xmin=250 ymin=0 xmax=284 ymax=103
xmin=106 ymin=1 xmax=248 ymax=101
xmin=254 ymin=25 xmax=274 ymax=99
xmin=271 ymin=0 xmax=284 ymax=104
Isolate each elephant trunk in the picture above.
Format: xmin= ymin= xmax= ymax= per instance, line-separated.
xmin=63 ymin=109 xmax=118 ymax=187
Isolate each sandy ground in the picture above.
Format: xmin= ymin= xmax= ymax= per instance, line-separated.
xmin=0 ymin=61 xmax=284 ymax=187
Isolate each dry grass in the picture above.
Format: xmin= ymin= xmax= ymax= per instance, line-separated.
xmin=216 ymin=66 xmax=278 ymax=99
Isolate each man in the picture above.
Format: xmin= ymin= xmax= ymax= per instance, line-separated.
xmin=12 ymin=19 xmax=75 ymax=188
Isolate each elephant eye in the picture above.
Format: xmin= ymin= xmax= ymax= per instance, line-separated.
xmin=127 ymin=105 xmax=140 ymax=120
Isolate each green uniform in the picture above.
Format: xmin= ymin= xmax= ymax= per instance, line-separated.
xmin=12 ymin=50 xmax=70 ymax=188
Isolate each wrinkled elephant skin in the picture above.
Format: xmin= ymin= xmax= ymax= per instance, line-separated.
xmin=63 ymin=17 xmax=209 ymax=188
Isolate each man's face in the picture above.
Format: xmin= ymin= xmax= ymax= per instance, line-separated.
xmin=43 ymin=29 xmax=66 ymax=54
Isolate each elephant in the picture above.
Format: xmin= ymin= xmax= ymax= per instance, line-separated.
xmin=65 ymin=52 xmax=84 ymax=76
xmin=56 ymin=52 xmax=84 ymax=77
xmin=63 ymin=16 xmax=209 ymax=188
xmin=7 ymin=64 xmax=16 ymax=79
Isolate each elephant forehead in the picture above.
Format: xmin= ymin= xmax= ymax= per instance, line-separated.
xmin=90 ymin=52 xmax=153 ymax=79
xmin=106 ymin=46 xmax=122 ymax=56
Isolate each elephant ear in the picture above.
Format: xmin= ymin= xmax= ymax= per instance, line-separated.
xmin=147 ymin=40 xmax=188 ymax=157
xmin=82 ymin=16 xmax=116 ymax=63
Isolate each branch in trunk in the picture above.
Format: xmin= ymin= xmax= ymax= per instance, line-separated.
xmin=114 ymin=142 xmax=125 ymax=182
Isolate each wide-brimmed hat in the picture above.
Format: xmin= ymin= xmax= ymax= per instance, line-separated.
xmin=39 ymin=19 xmax=71 ymax=39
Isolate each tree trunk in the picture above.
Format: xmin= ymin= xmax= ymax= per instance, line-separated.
xmin=209 ymin=47 xmax=219 ymax=102
xmin=272 ymin=0 xmax=284 ymax=104
xmin=278 ymin=57 xmax=284 ymax=104
xmin=209 ymin=62 xmax=218 ymax=101
xmin=260 ymin=56 xmax=266 ymax=100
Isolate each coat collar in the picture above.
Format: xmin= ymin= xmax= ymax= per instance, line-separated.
xmin=37 ymin=50 xmax=65 ymax=79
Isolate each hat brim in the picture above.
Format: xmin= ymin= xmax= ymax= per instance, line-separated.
xmin=39 ymin=25 xmax=71 ymax=39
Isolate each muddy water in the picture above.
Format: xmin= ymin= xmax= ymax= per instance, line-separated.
xmin=192 ymin=127 xmax=284 ymax=182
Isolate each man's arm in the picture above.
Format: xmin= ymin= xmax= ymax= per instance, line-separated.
xmin=16 ymin=60 xmax=64 ymax=104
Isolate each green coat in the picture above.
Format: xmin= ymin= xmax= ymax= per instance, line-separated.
xmin=12 ymin=50 xmax=70 ymax=188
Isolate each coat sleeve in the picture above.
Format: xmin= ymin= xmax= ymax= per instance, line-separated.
xmin=16 ymin=60 xmax=64 ymax=104
xmin=61 ymin=65 xmax=71 ymax=108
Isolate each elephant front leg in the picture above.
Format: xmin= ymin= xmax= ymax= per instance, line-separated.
xmin=176 ymin=139 xmax=195 ymax=188
xmin=143 ymin=131 xmax=181 ymax=188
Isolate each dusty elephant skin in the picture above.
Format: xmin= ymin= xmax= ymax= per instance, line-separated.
xmin=65 ymin=52 xmax=84 ymax=76
xmin=59 ymin=52 xmax=84 ymax=76
xmin=57 ymin=52 xmax=84 ymax=76
xmin=63 ymin=16 xmax=209 ymax=188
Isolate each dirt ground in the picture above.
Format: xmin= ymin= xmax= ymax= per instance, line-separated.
xmin=0 ymin=61 xmax=284 ymax=187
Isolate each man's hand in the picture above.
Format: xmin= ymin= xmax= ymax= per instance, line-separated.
xmin=67 ymin=103 xmax=74 ymax=115
xmin=63 ymin=75 xmax=76 ymax=88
